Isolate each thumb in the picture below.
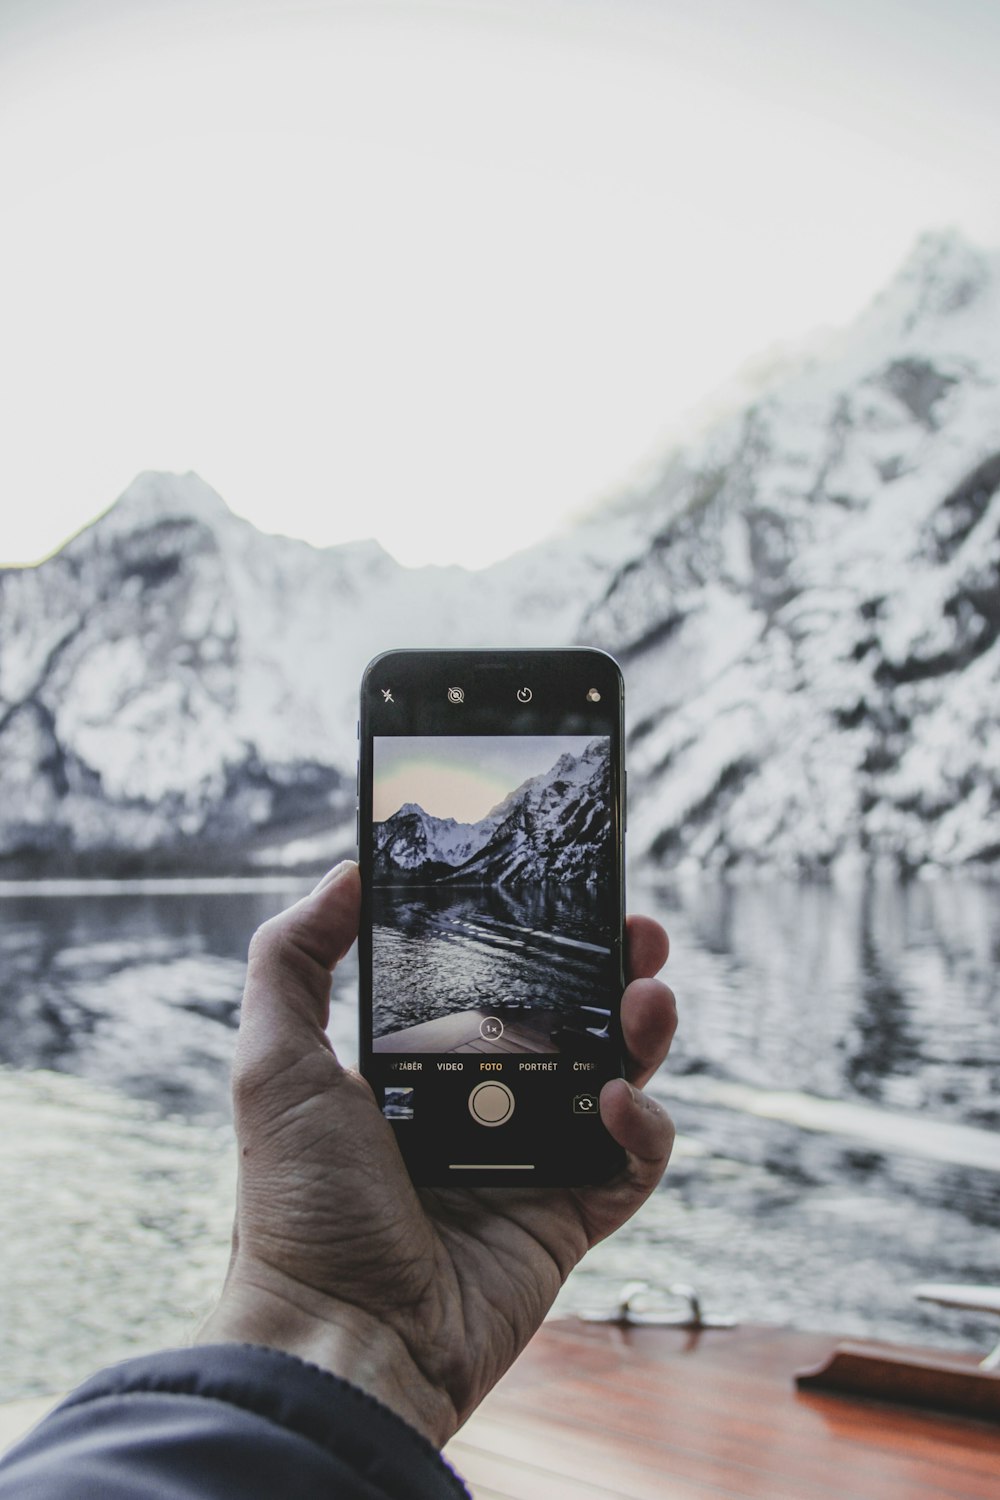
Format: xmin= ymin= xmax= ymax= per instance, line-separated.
xmin=239 ymin=861 xmax=361 ymax=1059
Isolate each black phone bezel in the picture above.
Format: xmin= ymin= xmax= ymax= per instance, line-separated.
xmin=358 ymin=647 xmax=627 ymax=1187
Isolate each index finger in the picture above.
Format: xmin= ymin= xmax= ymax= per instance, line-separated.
xmin=625 ymin=914 xmax=669 ymax=981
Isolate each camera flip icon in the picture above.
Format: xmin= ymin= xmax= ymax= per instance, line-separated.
xmin=572 ymin=1092 xmax=599 ymax=1115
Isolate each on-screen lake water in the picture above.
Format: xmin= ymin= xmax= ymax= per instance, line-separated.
xmin=0 ymin=873 xmax=997 ymax=1399
xmin=371 ymin=883 xmax=612 ymax=1041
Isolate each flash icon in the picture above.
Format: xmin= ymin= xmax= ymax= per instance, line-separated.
xmin=382 ymin=688 xmax=394 ymax=703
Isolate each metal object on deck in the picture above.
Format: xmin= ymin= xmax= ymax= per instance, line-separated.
xmin=580 ymin=1279 xmax=736 ymax=1328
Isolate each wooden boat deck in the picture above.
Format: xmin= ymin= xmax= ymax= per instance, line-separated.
xmin=446 ymin=1318 xmax=1000 ymax=1499
xmin=375 ymin=1006 xmax=563 ymax=1054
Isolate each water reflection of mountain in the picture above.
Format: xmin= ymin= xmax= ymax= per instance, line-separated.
xmin=370 ymin=885 xmax=612 ymax=1040
xmin=658 ymin=873 xmax=1000 ymax=1131
xmin=0 ymin=889 xmax=276 ymax=1119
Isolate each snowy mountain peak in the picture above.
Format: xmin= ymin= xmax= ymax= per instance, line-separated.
xmin=544 ymin=738 xmax=606 ymax=784
xmin=94 ymin=470 xmax=236 ymax=542
xmin=373 ymin=801 xmax=489 ymax=874
xmin=895 ymin=227 xmax=991 ymax=305
xmin=858 ymin=228 xmax=998 ymax=350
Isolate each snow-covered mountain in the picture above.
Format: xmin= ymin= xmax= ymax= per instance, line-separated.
xmin=0 ymin=473 xmax=640 ymax=872
xmin=1 ymin=228 xmax=997 ymax=874
xmin=594 ymin=229 xmax=1000 ymax=872
xmin=374 ymin=738 xmax=610 ymax=887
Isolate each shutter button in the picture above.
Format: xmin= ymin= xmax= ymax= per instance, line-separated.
xmin=468 ymin=1081 xmax=515 ymax=1127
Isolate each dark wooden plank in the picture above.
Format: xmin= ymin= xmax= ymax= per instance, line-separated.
xmin=797 ymin=1341 xmax=1000 ymax=1422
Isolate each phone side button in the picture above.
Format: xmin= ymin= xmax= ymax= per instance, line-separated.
xmin=468 ymin=1081 xmax=515 ymax=1127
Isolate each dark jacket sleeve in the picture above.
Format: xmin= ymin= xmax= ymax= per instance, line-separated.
xmin=0 ymin=1344 xmax=471 ymax=1500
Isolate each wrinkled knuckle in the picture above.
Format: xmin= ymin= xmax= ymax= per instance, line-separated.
xmin=247 ymin=915 xmax=285 ymax=968
xmin=249 ymin=923 xmax=308 ymax=989
xmin=246 ymin=924 xmax=271 ymax=971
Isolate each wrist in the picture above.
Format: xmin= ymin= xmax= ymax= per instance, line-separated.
xmin=196 ymin=1259 xmax=458 ymax=1447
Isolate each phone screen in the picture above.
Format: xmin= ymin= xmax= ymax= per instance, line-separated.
xmin=358 ymin=649 xmax=626 ymax=1186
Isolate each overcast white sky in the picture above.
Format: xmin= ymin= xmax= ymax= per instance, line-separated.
xmin=374 ymin=734 xmax=593 ymax=820
xmin=2 ymin=0 xmax=998 ymax=569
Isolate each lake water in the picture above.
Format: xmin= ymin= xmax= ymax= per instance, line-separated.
xmin=1 ymin=873 xmax=998 ymax=1400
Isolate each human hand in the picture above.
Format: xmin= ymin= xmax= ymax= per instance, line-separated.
xmin=198 ymin=861 xmax=677 ymax=1446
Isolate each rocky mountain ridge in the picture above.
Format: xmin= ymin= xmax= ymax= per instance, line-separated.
xmin=375 ymin=802 xmax=491 ymax=874
xmin=1 ymin=228 xmax=997 ymax=875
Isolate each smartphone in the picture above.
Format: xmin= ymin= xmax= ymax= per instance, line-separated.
xmin=358 ymin=648 xmax=627 ymax=1187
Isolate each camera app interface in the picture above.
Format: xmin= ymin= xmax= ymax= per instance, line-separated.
xmin=371 ymin=733 xmax=615 ymax=1062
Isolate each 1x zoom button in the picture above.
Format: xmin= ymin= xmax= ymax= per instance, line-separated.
xmin=468 ymin=1081 xmax=515 ymax=1127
